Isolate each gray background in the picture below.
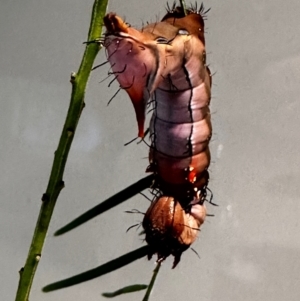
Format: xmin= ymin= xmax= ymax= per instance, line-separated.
xmin=1 ymin=0 xmax=300 ymax=300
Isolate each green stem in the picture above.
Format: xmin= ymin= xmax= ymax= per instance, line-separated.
xmin=142 ymin=262 xmax=161 ymax=301
xmin=14 ymin=1 xmax=108 ymax=300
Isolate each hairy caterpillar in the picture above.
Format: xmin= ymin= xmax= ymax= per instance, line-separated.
xmin=103 ymin=2 xmax=212 ymax=267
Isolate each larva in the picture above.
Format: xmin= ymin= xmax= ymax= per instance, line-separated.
xmin=103 ymin=3 xmax=212 ymax=267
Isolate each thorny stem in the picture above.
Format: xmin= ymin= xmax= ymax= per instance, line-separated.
xmin=14 ymin=1 xmax=108 ymax=300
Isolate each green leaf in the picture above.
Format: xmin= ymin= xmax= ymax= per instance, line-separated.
xmin=55 ymin=175 xmax=153 ymax=236
xmin=42 ymin=246 xmax=149 ymax=292
xmin=102 ymin=284 xmax=148 ymax=298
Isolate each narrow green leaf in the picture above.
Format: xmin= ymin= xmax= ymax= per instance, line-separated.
xmin=54 ymin=175 xmax=153 ymax=236
xmin=102 ymin=284 xmax=147 ymax=298
xmin=43 ymin=246 xmax=149 ymax=292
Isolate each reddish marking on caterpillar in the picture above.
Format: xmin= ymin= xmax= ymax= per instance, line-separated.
xmin=103 ymin=3 xmax=212 ymax=267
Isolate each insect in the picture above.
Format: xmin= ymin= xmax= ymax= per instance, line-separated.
xmin=102 ymin=2 xmax=212 ymax=267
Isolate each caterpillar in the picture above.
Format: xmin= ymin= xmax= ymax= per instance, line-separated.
xmin=103 ymin=2 xmax=212 ymax=267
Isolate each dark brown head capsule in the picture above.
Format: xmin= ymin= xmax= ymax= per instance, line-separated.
xmin=143 ymin=196 xmax=206 ymax=268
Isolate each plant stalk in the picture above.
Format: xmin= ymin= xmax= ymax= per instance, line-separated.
xmin=142 ymin=262 xmax=161 ymax=301
xmin=14 ymin=1 xmax=108 ymax=300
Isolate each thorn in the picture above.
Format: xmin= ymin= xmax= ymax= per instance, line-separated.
xmin=70 ymin=72 xmax=76 ymax=83
xmin=41 ymin=193 xmax=49 ymax=202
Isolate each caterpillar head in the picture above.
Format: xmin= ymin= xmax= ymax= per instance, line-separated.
xmin=142 ymin=196 xmax=206 ymax=268
xmin=103 ymin=8 xmax=207 ymax=137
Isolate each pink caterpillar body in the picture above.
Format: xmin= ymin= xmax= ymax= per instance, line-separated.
xmin=103 ymin=3 xmax=212 ymax=267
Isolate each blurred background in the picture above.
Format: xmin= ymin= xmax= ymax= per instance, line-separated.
xmin=1 ymin=0 xmax=300 ymax=300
